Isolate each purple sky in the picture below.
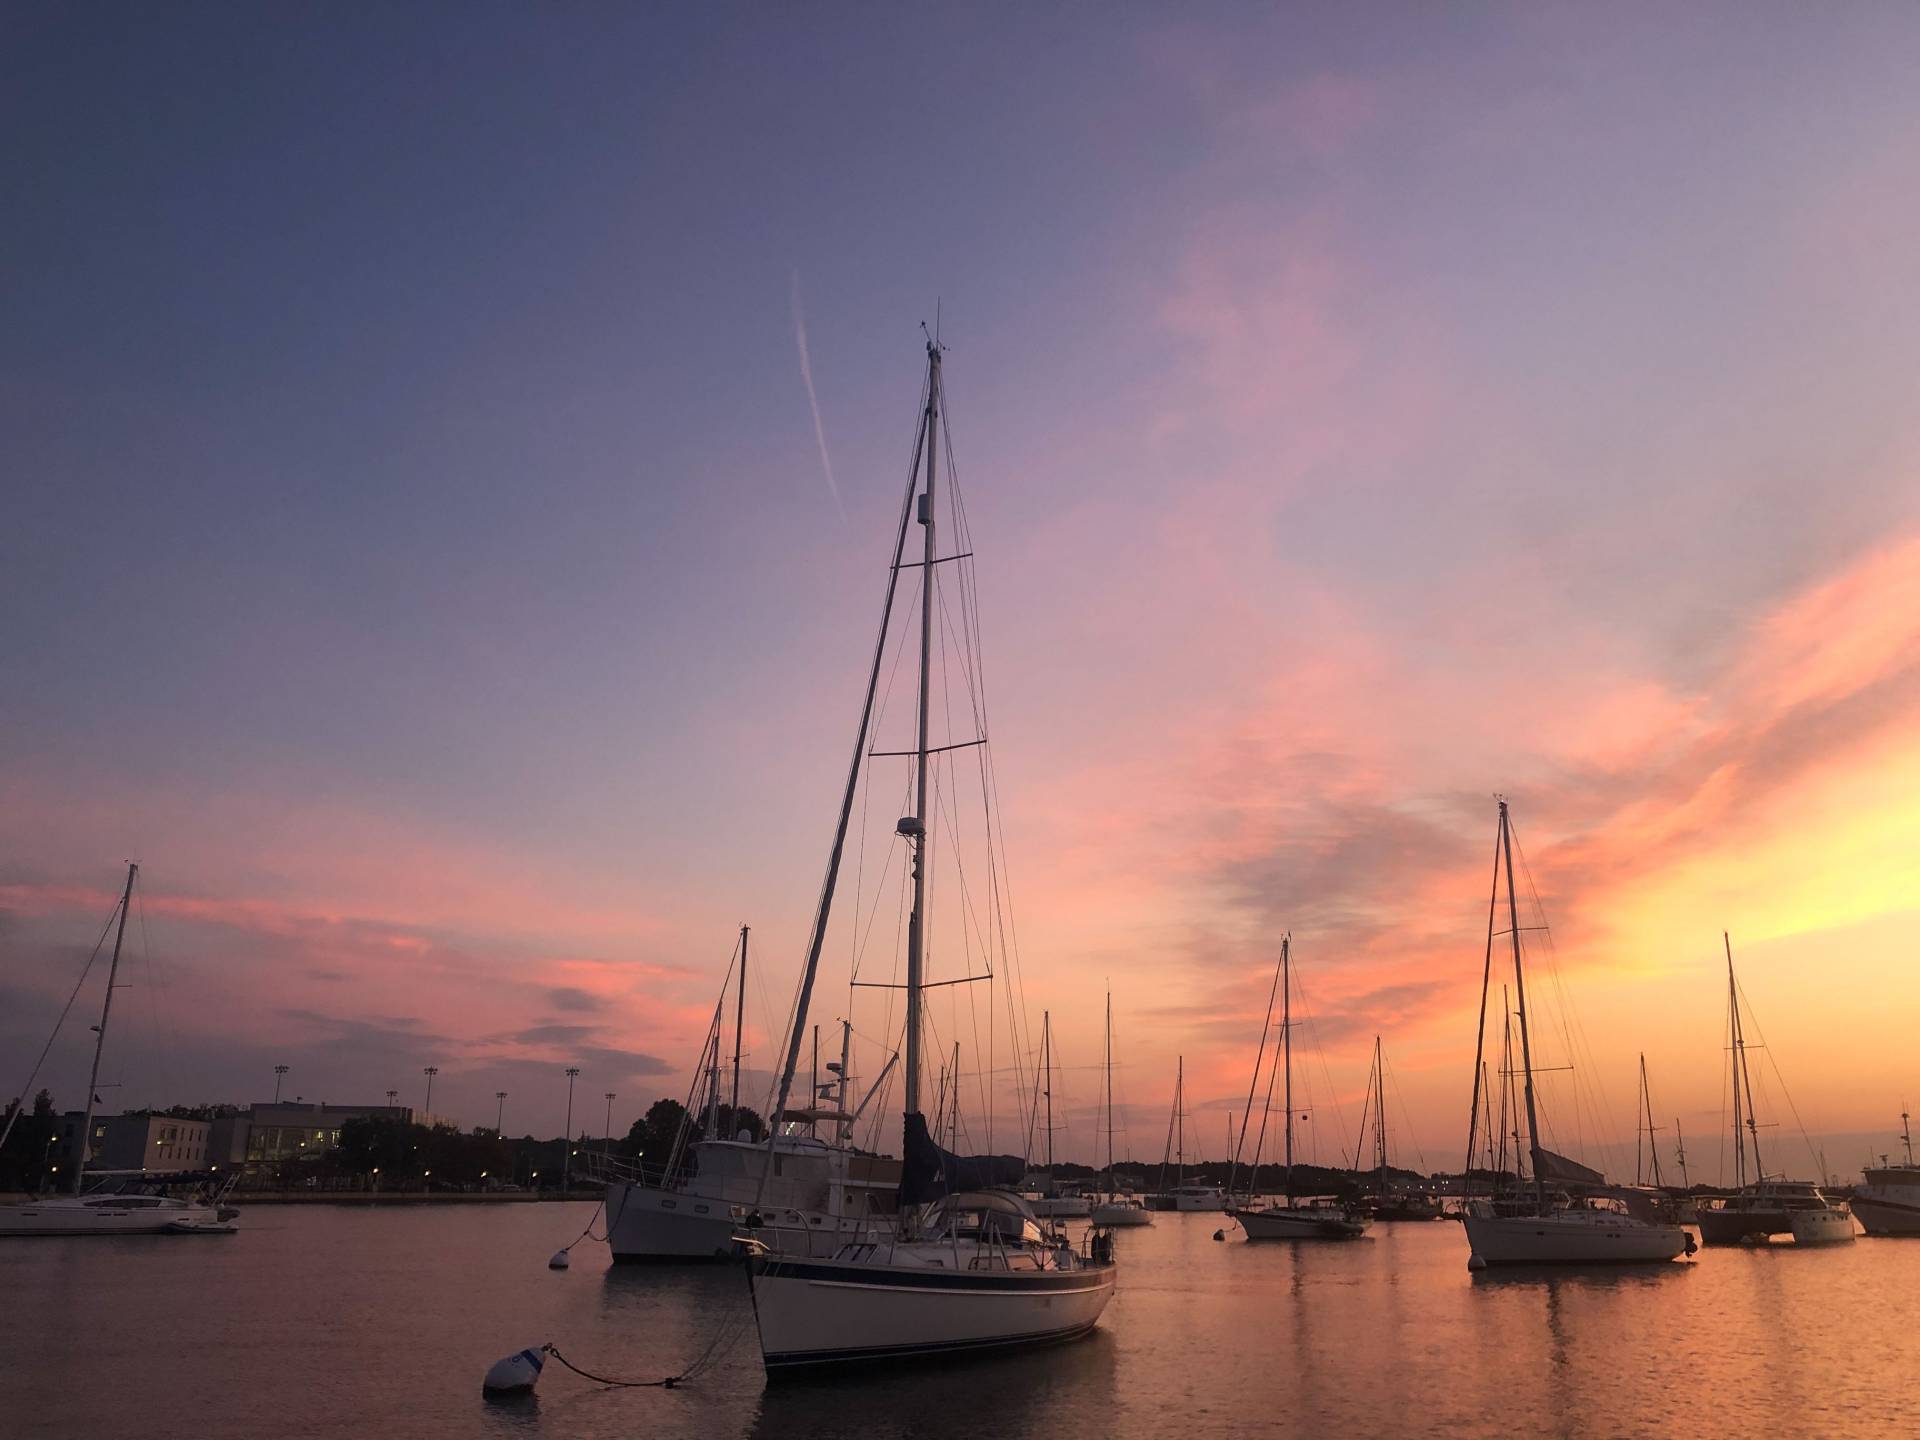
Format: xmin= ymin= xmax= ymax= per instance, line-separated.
xmin=5 ymin=5 xmax=1919 ymax=1171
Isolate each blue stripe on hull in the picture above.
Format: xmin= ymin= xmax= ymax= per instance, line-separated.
xmin=762 ymin=1318 xmax=1101 ymax=1376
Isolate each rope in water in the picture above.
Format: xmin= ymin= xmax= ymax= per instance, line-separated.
xmin=543 ymin=1344 xmax=682 ymax=1389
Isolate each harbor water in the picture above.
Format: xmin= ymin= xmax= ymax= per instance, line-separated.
xmin=6 ymin=1201 xmax=1916 ymax=1438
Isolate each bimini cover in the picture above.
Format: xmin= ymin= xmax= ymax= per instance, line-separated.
xmin=1536 ymin=1146 xmax=1605 ymax=1188
xmin=897 ymin=1112 xmax=1026 ymax=1206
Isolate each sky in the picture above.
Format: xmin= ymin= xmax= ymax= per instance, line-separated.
xmin=3 ymin=4 xmax=1918 ymax=1179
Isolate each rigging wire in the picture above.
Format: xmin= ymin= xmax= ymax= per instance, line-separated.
xmin=0 ymin=899 xmax=122 ymax=1152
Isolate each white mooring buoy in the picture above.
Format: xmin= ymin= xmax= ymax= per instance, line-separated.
xmin=482 ymin=1345 xmax=546 ymax=1395
xmin=549 ymin=1247 xmax=570 ymax=1270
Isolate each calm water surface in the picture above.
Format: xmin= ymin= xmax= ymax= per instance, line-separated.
xmin=6 ymin=1202 xmax=1917 ymax=1438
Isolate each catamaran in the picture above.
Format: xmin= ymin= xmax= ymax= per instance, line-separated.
xmin=742 ymin=338 xmax=1116 ymax=1375
xmin=1226 ymin=936 xmax=1369 ymax=1240
xmin=1459 ymin=802 xmax=1690 ymax=1268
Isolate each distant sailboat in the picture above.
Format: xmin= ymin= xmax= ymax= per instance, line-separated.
xmin=1354 ymin=1037 xmax=1441 ymax=1221
xmin=1025 ymin=1011 xmax=1090 ymax=1218
xmin=1227 ymin=936 xmax=1369 ymax=1240
xmin=1697 ymin=935 xmax=1852 ymax=1246
xmin=1090 ymin=993 xmax=1153 ymax=1227
xmin=1459 ymin=801 xmax=1690 ymax=1268
xmin=1154 ymin=1056 xmax=1224 ymax=1212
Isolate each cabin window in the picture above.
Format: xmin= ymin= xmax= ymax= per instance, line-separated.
xmin=662 ymin=1199 xmax=677 ymax=1209
xmin=694 ymin=1205 xmax=709 ymax=1214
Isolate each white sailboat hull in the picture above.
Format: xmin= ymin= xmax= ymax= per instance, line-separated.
xmin=1231 ymin=1204 xmax=1368 ymax=1240
xmin=748 ymin=1251 xmax=1116 ymax=1374
xmin=1464 ymin=1211 xmax=1690 ymax=1266
xmin=1788 ymin=1208 xmax=1856 ymax=1245
xmin=0 ymin=1197 xmax=232 ymax=1237
xmin=1089 ymin=1202 xmax=1153 ymax=1227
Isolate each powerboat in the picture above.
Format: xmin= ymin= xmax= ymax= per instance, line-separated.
xmin=1851 ymin=1113 xmax=1920 ymax=1236
xmin=1089 ymin=1195 xmax=1154 ymax=1227
xmin=605 ymin=1131 xmax=899 ymax=1261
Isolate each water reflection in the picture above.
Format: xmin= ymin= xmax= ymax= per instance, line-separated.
xmin=10 ymin=1204 xmax=1920 ymax=1439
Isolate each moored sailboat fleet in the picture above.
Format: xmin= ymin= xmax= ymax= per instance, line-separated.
xmin=18 ymin=339 xmax=1913 ymax=1396
xmin=556 ymin=343 xmax=1904 ymax=1376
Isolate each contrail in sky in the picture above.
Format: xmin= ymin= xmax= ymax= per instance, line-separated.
xmin=790 ymin=269 xmax=843 ymax=518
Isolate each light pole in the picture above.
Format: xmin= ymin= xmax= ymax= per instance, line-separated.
xmin=495 ymin=1091 xmax=507 ymax=1136
xmin=423 ymin=1066 xmax=438 ymax=1121
xmin=273 ymin=1065 xmax=289 ymax=1103
xmin=604 ymin=1092 xmax=616 ymax=1156
xmin=563 ymin=1067 xmax=580 ymax=1191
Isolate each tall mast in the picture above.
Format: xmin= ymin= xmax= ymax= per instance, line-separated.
xmin=1499 ymin=801 xmax=1548 ymax=1210
xmin=1176 ymin=1055 xmax=1185 ymax=1187
xmin=902 ymin=341 xmax=941 ymax=1121
xmin=1726 ymin=932 xmax=1763 ymax=1185
xmin=1282 ymin=934 xmax=1294 ymax=1205
xmin=1904 ymin=1105 xmax=1914 ymax=1168
xmin=1374 ymin=1036 xmax=1387 ymax=1186
xmin=1638 ymin=1054 xmax=1663 ymax=1187
xmin=1104 ymin=991 xmax=1114 ymax=1197
xmin=1674 ymin=1117 xmax=1689 ymax=1189
xmin=761 ymin=344 xmax=931 ymax=1195
xmin=75 ymin=862 xmax=137 ymax=1193
xmin=731 ymin=925 xmax=748 ymax=1115
xmin=1043 ymin=1011 xmax=1053 ymax=1174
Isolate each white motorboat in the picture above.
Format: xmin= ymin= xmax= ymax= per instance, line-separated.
xmin=1027 ymin=1191 xmax=1092 ymax=1218
xmin=1225 ymin=937 xmax=1369 ymax=1242
xmin=1855 ymin=1117 xmax=1920 ymax=1236
xmin=605 ymin=1131 xmax=899 ymax=1261
xmin=1458 ymin=803 xmax=1689 ymax=1269
xmin=742 ymin=340 xmax=1117 ymax=1376
xmin=1167 ymin=1184 xmax=1227 ymax=1212
xmin=1090 ymin=1196 xmax=1154 ymax=1227
xmin=747 ymin=1191 xmax=1115 ymax=1374
xmin=1788 ymin=1204 xmax=1856 ymax=1246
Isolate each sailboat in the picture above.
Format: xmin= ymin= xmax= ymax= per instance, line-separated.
xmin=0 ymin=864 xmax=237 ymax=1237
xmin=1854 ymin=1108 xmax=1920 ymax=1236
xmin=1460 ymin=801 xmax=1690 ymax=1268
xmin=1090 ymin=993 xmax=1153 ymax=1227
xmin=1354 ymin=1037 xmax=1441 ymax=1221
xmin=603 ymin=929 xmax=902 ymax=1261
xmin=1226 ymin=936 xmax=1369 ymax=1240
xmin=742 ymin=339 xmax=1116 ymax=1375
xmin=1024 ymin=1012 xmax=1091 ymax=1218
xmin=1154 ymin=1056 xmax=1224 ymax=1211
xmin=1697 ymin=935 xmax=1852 ymax=1246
